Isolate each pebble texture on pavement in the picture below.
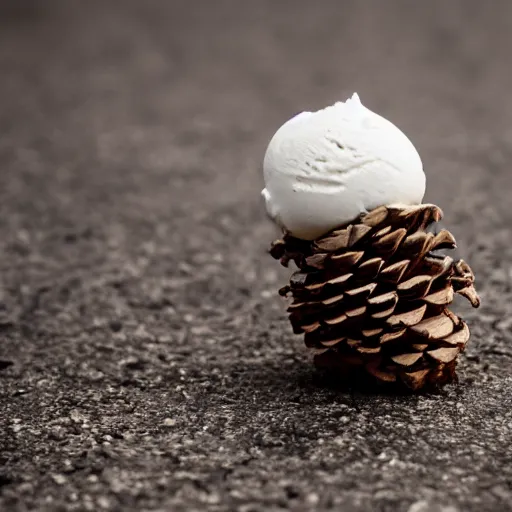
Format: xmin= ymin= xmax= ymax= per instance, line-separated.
xmin=0 ymin=1 xmax=511 ymax=511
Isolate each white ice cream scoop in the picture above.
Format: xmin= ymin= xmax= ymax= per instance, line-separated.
xmin=262 ymin=93 xmax=426 ymax=240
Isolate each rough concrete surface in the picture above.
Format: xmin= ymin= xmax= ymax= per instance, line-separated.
xmin=1 ymin=1 xmax=511 ymax=511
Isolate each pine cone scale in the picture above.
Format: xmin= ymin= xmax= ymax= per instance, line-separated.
xmin=424 ymin=285 xmax=454 ymax=305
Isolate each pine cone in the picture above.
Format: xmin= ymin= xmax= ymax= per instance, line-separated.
xmin=270 ymin=204 xmax=480 ymax=390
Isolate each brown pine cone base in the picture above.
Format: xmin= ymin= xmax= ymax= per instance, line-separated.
xmin=270 ymin=204 xmax=480 ymax=391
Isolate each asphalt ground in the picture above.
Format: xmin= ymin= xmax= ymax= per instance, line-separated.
xmin=0 ymin=1 xmax=511 ymax=511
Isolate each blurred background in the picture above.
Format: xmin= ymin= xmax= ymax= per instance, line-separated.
xmin=1 ymin=1 xmax=511 ymax=511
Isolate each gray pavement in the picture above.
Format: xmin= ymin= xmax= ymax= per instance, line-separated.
xmin=0 ymin=1 xmax=511 ymax=511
